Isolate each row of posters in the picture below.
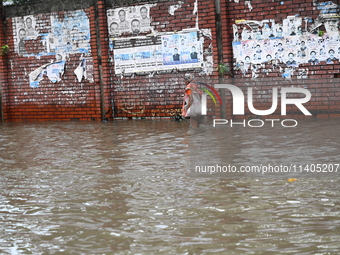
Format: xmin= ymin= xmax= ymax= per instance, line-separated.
xmin=107 ymin=5 xmax=153 ymax=37
xmin=234 ymin=1 xmax=340 ymax=43
xmin=233 ymin=2 xmax=340 ymax=70
xmin=107 ymin=4 xmax=205 ymax=74
xmin=13 ymin=11 xmax=94 ymax=87
xmin=14 ymin=10 xmax=91 ymax=56
xmin=233 ymin=33 xmax=340 ymax=67
xmin=113 ymin=32 xmax=203 ymax=74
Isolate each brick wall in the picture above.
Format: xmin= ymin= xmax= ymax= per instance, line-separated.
xmin=2 ymin=6 xmax=103 ymax=122
xmin=221 ymin=0 xmax=340 ymax=119
xmin=0 ymin=0 xmax=339 ymax=122
xmin=107 ymin=0 xmax=219 ymax=119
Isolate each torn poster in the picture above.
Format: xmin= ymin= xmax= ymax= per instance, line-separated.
xmin=74 ymin=59 xmax=85 ymax=82
xmin=281 ymin=67 xmax=294 ymax=81
xmin=51 ymin=10 xmax=90 ymax=54
xmin=245 ymin=1 xmax=253 ymax=11
xmin=29 ymin=61 xmax=66 ymax=88
xmin=169 ymin=1 xmax=183 ymax=15
xmin=233 ymin=9 xmax=340 ymax=80
xmin=13 ymin=10 xmax=90 ymax=57
xmin=74 ymin=58 xmax=94 ymax=82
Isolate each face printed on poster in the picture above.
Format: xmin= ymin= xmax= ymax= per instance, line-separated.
xmin=107 ymin=5 xmax=153 ymax=37
xmin=232 ymin=14 xmax=340 ymax=77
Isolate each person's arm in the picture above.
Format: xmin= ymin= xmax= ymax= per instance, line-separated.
xmin=185 ymin=89 xmax=193 ymax=110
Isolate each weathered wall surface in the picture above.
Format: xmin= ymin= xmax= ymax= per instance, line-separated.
xmin=221 ymin=0 xmax=340 ymax=118
xmin=2 ymin=1 xmax=105 ymax=121
xmin=0 ymin=0 xmax=339 ymax=122
xmin=1 ymin=0 xmax=219 ymax=121
xmin=105 ymin=0 xmax=218 ymax=118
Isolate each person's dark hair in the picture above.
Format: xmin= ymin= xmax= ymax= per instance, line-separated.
xmin=131 ymin=19 xmax=140 ymax=24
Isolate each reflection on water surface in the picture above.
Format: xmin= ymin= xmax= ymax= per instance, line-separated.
xmin=0 ymin=119 xmax=339 ymax=254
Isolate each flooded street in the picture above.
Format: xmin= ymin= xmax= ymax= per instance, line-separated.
xmin=0 ymin=119 xmax=339 ymax=254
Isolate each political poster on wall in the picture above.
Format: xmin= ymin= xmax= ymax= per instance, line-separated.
xmin=12 ymin=10 xmax=94 ymax=87
xmin=51 ymin=10 xmax=90 ymax=54
xmin=107 ymin=5 xmax=153 ymax=37
xmin=161 ymin=32 xmax=202 ymax=68
xmin=113 ymin=32 xmax=203 ymax=74
xmin=14 ymin=15 xmax=39 ymax=55
xmin=233 ymin=7 xmax=340 ymax=79
xmin=13 ymin=10 xmax=91 ymax=57
xmin=233 ymin=15 xmax=340 ymax=73
xmin=108 ymin=4 xmax=204 ymax=75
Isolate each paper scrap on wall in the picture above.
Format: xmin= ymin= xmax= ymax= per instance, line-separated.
xmin=74 ymin=58 xmax=94 ymax=83
xmin=169 ymin=1 xmax=184 ymax=15
xmin=29 ymin=61 xmax=65 ymax=88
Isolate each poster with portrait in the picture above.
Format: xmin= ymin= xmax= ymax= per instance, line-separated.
xmin=282 ymin=16 xmax=302 ymax=37
xmin=251 ymin=40 xmax=264 ymax=64
xmin=107 ymin=4 xmax=152 ymax=37
xmin=295 ymin=37 xmax=308 ymax=64
xmin=180 ymin=32 xmax=201 ymax=66
xmin=113 ymin=31 xmax=203 ymax=74
xmin=51 ymin=10 xmax=90 ymax=54
xmin=324 ymin=20 xmax=339 ymax=35
xmin=283 ymin=37 xmax=299 ymax=66
xmin=325 ymin=36 xmax=339 ymax=63
xmin=233 ymin=14 xmax=340 ymax=74
xmin=306 ymin=34 xmax=320 ymax=65
xmin=162 ymin=34 xmax=180 ymax=66
xmin=161 ymin=32 xmax=201 ymax=68
xmin=14 ymin=15 xmax=39 ymax=55
xmin=262 ymin=40 xmax=275 ymax=63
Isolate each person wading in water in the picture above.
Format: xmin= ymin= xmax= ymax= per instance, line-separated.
xmin=182 ymin=73 xmax=204 ymax=128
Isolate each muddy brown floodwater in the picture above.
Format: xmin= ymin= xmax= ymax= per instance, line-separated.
xmin=0 ymin=119 xmax=339 ymax=254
